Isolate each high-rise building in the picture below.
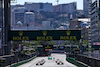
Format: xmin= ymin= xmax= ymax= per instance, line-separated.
xmin=24 ymin=12 xmax=34 ymax=24
xmin=83 ymin=0 xmax=92 ymax=17
xmin=11 ymin=7 xmax=27 ymax=25
xmin=14 ymin=12 xmax=24 ymax=25
xmin=24 ymin=2 xmax=53 ymax=12
xmin=11 ymin=5 xmax=26 ymax=26
xmin=11 ymin=4 xmax=24 ymax=10
xmin=91 ymin=0 xmax=100 ymax=43
xmin=53 ymin=2 xmax=77 ymax=14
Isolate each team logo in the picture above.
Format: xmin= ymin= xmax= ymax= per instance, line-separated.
xmin=66 ymin=30 xmax=71 ymax=35
xmin=19 ymin=31 xmax=23 ymax=36
xmin=45 ymin=45 xmax=50 ymax=48
xmin=42 ymin=30 xmax=47 ymax=36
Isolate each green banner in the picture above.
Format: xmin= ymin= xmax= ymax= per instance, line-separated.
xmin=8 ymin=30 xmax=81 ymax=41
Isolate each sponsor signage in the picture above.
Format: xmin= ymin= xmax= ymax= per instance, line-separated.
xmin=0 ymin=60 xmax=5 ymax=63
xmin=43 ymin=45 xmax=53 ymax=49
xmin=45 ymin=49 xmax=52 ymax=51
xmin=43 ymin=45 xmax=53 ymax=51
xmin=8 ymin=30 xmax=81 ymax=41
xmin=93 ymin=42 xmax=100 ymax=45
xmin=92 ymin=42 xmax=100 ymax=49
xmin=92 ymin=45 xmax=100 ymax=49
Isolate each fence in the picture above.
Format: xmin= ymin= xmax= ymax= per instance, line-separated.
xmin=67 ymin=54 xmax=100 ymax=67
xmin=8 ymin=56 xmax=36 ymax=67
xmin=66 ymin=57 xmax=89 ymax=67
xmin=76 ymin=54 xmax=100 ymax=67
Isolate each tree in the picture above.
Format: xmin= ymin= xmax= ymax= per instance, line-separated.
xmin=63 ymin=40 xmax=70 ymax=45
xmin=82 ymin=40 xmax=88 ymax=45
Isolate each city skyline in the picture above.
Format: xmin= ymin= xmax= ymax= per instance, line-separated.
xmin=11 ymin=0 xmax=83 ymax=10
xmin=1 ymin=0 xmax=100 ymax=67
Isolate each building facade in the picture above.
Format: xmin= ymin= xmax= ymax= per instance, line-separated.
xmin=81 ymin=26 xmax=90 ymax=40
xmin=91 ymin=0 xmax=99 ymax=43
xmin=42 ymin=21 xmax=51 ymax=30
xmin=69 ymin=19 xmax=81 ymax=30
xmin=11 ymin=4 xmax=24 ymax=10
xmin=24 ymin=12 xmax=34 ymax=24
xmin=83 ymin=0 xmax=92 ymax=17
xmin=53 ymin=2 xmax=77 ymax=14
xmin=97 ymin=0 xmax=100 ymax=42
xmin=14 ymin=12 xmax=24 ymax=25
xmin=24 ymin=2 xmax=53 ymax=12
xmin=11 ymin=7 xmax=27 ymax=25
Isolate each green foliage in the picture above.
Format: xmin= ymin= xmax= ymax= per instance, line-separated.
xmin=48 ymin=41 xmax=54 ymax=45
xmin=35 ymin=11 xmax=69 ymax=28
xmin=63 ymin=40 xmax=79 ymax=45
xmin=32 ymin=41 xmax=41 ymax=45
xmin=26 ymin=50 xmax=31 ymax=54
xmin=52 ymin=22 xmax=61 ymax=29
xmin=72 ymin=40 xmax=79 ymax=45
xmin=81 ymin=35 xmax=88 ymax=45
xmin=81 ymin=35 xmax=84 ymax=38
xmin=47 ymin=18 xmax=54 ymax=21
xmin=32 ymin=41 xmax=54 ymax=45
xmin=21 ymin=42 xmax=31 ymax=47
xmin=63 ymin=40 xmax=69 ymax=45
xmin=82 ymin=40 xmax=88 ymax=45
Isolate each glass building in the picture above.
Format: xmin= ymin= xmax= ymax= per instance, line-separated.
xmin=91 ymin=0 xmax=100 ymax=43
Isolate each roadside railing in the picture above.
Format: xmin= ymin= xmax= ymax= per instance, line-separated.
xmin=6 ymin=56 xmax=36 ymax=67
xmin=66 ymin=57 xmax=89 ymax=67
xmin=76 ymin=54 xmax=100 ymax=67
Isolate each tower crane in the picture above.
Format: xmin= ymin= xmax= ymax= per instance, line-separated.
xmin=56 ymin=0 xmax=59 ymax=5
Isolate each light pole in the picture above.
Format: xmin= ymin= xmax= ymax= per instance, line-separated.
xmin=0 ymin=0 xmax=3 ymax=55
xmin=80 ymin=39 xmax=83 ymax=54
xmin=2 ymin=0 xmax=11 ymax=55
xmin=26 ymin=24 xmax=29 ymax=30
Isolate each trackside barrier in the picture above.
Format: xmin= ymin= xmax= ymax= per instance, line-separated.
xmin=66 ymin=57 xmax=89 ymax=67
xmin=76 ymin=54 xmax=100 ymax=67
xmin=7 ymin=56 xmax=36 ymax=67
xmin=66 ymin=57 xmax=75 ymax=60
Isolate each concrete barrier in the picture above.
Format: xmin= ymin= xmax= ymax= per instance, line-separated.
xmin=76 ymin=54 xmax=100 ymax=67
xmin=66 ymin=57 xmax=89 ymax=67
xmin=0 ymin=54 xmax=16 ymax=67
xmin=6 ymin=56 xmax=36 ymax=67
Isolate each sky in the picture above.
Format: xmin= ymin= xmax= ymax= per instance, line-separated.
xmin=11 ymin=0 xmax=83 ymax=10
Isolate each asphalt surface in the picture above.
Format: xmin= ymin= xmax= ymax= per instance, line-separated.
xmin=18 ymin=53 xmax=77 ymax=67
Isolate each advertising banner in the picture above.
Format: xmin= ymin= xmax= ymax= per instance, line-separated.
xmin=8 ymin=30 xmax=81 ymax=41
